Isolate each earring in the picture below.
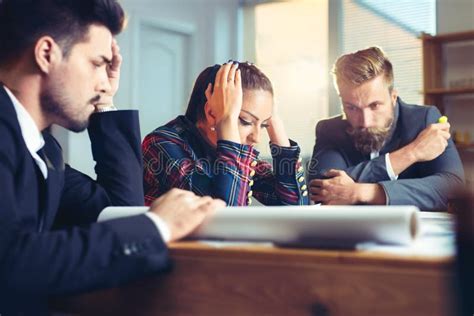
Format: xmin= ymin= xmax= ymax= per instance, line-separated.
xmin=210 ymin=126 xmax=216 ymax=131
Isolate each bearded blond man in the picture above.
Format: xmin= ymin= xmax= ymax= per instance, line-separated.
xmin=308 ymin=46 xmax=464 ymax=211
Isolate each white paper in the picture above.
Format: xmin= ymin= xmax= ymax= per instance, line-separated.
xmin=98 ymin=206 xmax=148 ymax=222
xmin=357 ymin=211 xmax=454 ymax=257
xmin=99 ymin=205 xmax=420 ymax=247
xmin=190 ymin=205 xmax=420 ymax=247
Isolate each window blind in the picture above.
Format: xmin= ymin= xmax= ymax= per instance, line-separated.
xmin=341 ymin=0 xmax=436 ymax=105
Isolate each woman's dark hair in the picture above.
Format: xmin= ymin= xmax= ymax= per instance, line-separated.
xmin=0 ymin=0 xmax=125 ymax=65
xmin=185 ymin=62 xmax=274 ymax=123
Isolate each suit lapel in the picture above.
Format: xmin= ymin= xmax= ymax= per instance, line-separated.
xmin=1 ymin=85 xmax=63 ymax=231
xmin=349 ymin=142 xmax=369 ymax=164
xmin=381 ymin=99 xmax=402 ymax=155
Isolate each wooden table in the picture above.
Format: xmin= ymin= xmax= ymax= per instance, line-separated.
xmin=52 ymin=241 xmax=455 ymax=316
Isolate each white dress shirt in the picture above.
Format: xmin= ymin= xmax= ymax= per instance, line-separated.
xmin=370 ymin=152 xmax=398 ymax=205
xmin=370 ymin=152 xmax=399 ymax=181
xmin=4 ymin=86 xmax=48 ymax=179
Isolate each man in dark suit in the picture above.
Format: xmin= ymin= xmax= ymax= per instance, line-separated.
xmin=0 ymin=0 xmax=224 ymax=313
xmin=308 ymin=46 xmax=464 ymax=211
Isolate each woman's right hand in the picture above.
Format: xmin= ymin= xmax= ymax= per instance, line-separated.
xmin=205 ymin=62 xmax=242 ymax=143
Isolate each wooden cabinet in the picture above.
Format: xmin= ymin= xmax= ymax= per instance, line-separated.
xmin=421 ymin=30 xmax=474 ymax=152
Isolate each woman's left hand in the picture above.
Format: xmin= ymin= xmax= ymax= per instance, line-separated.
xmin=267 ymin=107 xmax=290 ymax=147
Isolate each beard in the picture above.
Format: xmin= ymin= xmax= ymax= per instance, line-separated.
xmin=346 ymin=117 xmax=394 ymax=155
xmin=40 ymin=86 xmax=99 ymax=133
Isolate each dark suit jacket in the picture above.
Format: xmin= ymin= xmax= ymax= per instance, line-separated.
xmin=308 ymin=98 xmax=465 ymax=211
xmin=0 ymin=86 xmax=169 ymax=313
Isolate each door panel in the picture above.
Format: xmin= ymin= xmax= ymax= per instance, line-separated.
xmin=136 ymin=21 xmax=191 ymax=137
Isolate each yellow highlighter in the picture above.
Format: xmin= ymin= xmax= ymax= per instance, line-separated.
xmin=438 ymin=116 xmax=448 ymax=123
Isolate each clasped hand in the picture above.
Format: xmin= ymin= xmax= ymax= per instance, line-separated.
xmin=310 ymin=169 xmax=358 ymax=205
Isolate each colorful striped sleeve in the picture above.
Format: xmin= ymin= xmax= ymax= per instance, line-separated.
xmin=252 ymin=140 xmax=309 ymax=205
xmin=142 ymin=131 xmax=259 ymax=206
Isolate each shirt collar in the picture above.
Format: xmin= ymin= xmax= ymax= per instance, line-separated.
xmin=3 ymin=85 xmax=48 ymax=178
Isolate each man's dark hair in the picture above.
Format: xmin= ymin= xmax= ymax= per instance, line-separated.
xmin=0 ymin=0 xmax=125 ymax=65
xmin=185 ymin=62 xmax=273 ymax=124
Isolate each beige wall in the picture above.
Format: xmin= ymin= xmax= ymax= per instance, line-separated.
xmin=252 ymin=0 xmax=329 ymax=158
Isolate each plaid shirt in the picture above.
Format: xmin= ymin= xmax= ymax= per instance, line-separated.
xmin=142 ymin=116 xmax=309 ymax=206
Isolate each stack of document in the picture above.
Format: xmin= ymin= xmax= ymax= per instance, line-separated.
xmin=357 ymin=211 xmax=454 ymax=257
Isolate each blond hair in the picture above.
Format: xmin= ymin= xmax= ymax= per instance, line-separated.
xmin=332 ymin=46 xmax=394 ymax=93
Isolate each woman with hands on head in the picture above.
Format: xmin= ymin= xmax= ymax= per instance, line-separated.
xmin=142 ymin=61 xmax=309 ymax=206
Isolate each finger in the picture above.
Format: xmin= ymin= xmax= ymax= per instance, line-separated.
xmin=182 ymin=195 xmax=201 ymax=205
xmin=442 ymin=138 xmax=448 ymax=148
xmin=214 ymin=65 xmax=224 ymax=88
xmin=193 ymin=199 xmax=221 ymax=219
xmin=235 ymin=68 xmax=241 ymax=88
xmin=440 ymin=130 xmax=451 ymax=140
xmin=109 ymin=40 xmax=122 ymax=72
xmin=227 ymin=62 xmax=239 ymax=83
xmin=309 ymin=187 xmax=329 ymax=196
xmin=325 ymin=169 xmax=342 ymax=178
xmin=170 ymin=188 xmax=197 ymax=199
xmin=440 ymin=122 xmax=451 ymax=131
xmin=217 ymin=63 xmax=232 ymax=87
xmin=432 ymin=122 xmax=450 ymax=132
xmin=309 ymin=193 xmax=320 ymax=202
xmin=214 ymin=199 xmax=226 ymax=208
xmin=112 ymin=39 xmax=119 ymax=53
xmin=310 ymin=187 xmax=318 ymax=194
xmin=310 ymin=193 xmax=327 ymax=202
xmin=201 ymin=199 xmax=225 ymax=215
xmin=110 ymin=53 xmax=122 ymax=73
xmin=310 ymin=179 xmax=324 ymax=188
xmin=191 ymin=196 xmax=215 ymax=210
xmin=310 ymin=186 xmax=324 ymax=194
xmin=113 ymin=39 xmax=120 ymax=52
xmin=167 ymin=188 xmax=185 ymax=196
xmin=436 ymin=122 xmax=450 ymax=130
xmin=180 ymin=190 xmax=200 ymax=200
